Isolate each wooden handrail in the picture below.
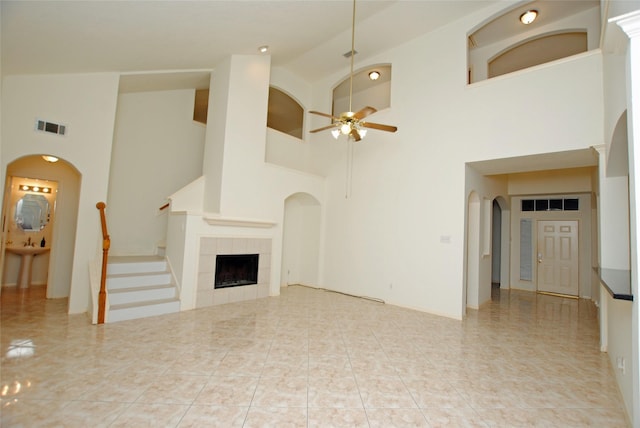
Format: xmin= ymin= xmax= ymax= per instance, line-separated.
xmin=159 ymin=202 xmax=170 ymax=211
xmin=96 ymin=202 xmax=110 ymax=324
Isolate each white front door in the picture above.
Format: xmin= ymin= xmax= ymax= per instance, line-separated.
xmin=537 ymin=220 xmax=579 ymax=297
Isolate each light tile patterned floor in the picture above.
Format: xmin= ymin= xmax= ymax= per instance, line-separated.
xmin=0 ymin=285 xmax=630 ymax=427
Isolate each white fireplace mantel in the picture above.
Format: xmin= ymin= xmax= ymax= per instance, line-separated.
xmin=170 ymin=211 xmax=277 ymax=228
xmin=203 ymin=215 xmax=277 ymax=229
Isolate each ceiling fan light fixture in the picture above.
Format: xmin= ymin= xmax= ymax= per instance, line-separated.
xmin=519 ymin=10 xmax=538 ymax=25
xmin=307 ymin=0 xmax=397 ymax=142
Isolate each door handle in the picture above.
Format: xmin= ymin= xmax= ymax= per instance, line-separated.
xmin=537 ymin=253 xmax=543 ymax=263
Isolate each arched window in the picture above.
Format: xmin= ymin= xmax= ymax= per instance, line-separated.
xmin=267 ymin=87 xmax=304 ymax=139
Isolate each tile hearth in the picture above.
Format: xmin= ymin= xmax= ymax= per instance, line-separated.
xmin=0 ymin=284 xmax=629 ymax=427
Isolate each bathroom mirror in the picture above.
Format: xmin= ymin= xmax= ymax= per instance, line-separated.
xmin=15 ymin=194 xmax=50 ymax=232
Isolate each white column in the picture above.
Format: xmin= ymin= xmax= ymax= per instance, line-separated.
xmin=202 ymin=55 xmax=271 ymax=215
xmin=613 ymin=10 xmax=640 ymax=427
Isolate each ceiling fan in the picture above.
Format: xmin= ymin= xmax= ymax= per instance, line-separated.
xmin=309 ymin=0 xmax=397 ymax=142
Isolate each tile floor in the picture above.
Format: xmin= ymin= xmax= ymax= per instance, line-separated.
xmin=0 ymin=284 xmax=630 ymax=427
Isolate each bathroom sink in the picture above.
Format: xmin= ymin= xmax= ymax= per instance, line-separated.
xmin=6 ymin=246 xmax=50 ymax=256
xmin=5 ymin=246 xmax=50 ymax=288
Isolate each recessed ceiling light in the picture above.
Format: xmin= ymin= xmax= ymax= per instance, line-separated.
xmin=258 ymin=45 xmax=269 ymax=53
xmin=368 ymin=71 xmax=381 ymax=81
xmin=520 ymin=10 xmax=538 ymax=25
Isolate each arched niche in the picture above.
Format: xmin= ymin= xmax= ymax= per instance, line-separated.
xmin=281 ymin=192 xmax=321 ymax=288
xmin=467 ymin=1 xmax=600 ymax=83
xmin=332 ymin=64 xmax=391 ymax=115
xmin=267 ymin=86 xmax=304 ymax=140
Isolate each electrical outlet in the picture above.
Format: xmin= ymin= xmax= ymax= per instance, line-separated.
xmin=617 ymin=357 xmax=626 ymax=374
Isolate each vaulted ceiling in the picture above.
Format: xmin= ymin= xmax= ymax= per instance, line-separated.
xmin=2 ymin=1 xmax=499 ymax=81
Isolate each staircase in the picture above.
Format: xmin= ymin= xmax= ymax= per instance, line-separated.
xmin=106 ymin=255 xmax=180 ymax=323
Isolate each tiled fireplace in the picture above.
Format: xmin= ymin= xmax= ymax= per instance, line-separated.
xmin=196 ymin=237 xmax=271 ymax=308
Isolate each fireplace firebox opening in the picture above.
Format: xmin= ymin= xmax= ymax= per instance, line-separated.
xmin=215 ymin=254 xmax=259 ymax=289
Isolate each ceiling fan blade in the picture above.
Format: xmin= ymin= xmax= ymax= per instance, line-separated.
xmin=353 ymin=106 xmax=377 ymax=120
xmin=309 ymin=110 xmax=339 ymax=120
xmin=362 ymin=122 xmax=398 ymax=133
xmin=350 ymin=129 xmax=362 ymax=142
xmin=310 ymin=124 xmax=338 ymax=133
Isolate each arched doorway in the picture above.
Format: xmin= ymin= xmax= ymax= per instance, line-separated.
xmin=281 ymin=193 xmax=321 ymax=288
xmin=1 ymin=155 xmax=81 ymax=301
xmin=465 ymin=191 xmax=481 ymax=311
xmin=491 ymin=196 xmax=510 ymax=291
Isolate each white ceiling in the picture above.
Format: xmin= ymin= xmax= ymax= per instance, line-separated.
xmin=467 ymin=148 xmax=599 ymax=176
xmin=1 ymin=0 xmax=497 ymax=82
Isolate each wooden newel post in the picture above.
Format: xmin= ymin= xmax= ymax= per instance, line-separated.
xmin=96 ymin=202 xmax=110 ymax=324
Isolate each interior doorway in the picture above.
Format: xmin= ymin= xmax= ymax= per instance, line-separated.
xmin=491 ymin=199 xmax=502 ymax=287
xmin=281 ymin=192 xmax=321 ymax=288
xmin=1 ymin=155 xmax=81 ymax=301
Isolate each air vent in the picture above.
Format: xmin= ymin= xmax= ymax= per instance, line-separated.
xmin=35 ymin=119 xmax=66 ymax=136
xmin=343 ymin=50 xmax=358 ymax=58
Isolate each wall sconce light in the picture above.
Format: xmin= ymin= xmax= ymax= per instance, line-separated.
xmin=20 ymin=185 xmax=50 ymax=193
xmin=368 ymin=71 xmax=381 ymax=81
xmin=519 ymin=10 xmax=538 ymax=25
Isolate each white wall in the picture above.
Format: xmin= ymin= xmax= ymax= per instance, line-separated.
xmin=1 ymin=73 xmax=119 ymax=313
xmin=602 ymin=290 xmax=634 ymax=423
xmin=309 ymin=5 xmax=604 ymax=319
xmin=265 ymin=128 xmax=312 ymax=174
xmin=603 ymin=49 xmax=628 ymax=162
xmin=109 ymin=89 xmax=205 ymax=255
